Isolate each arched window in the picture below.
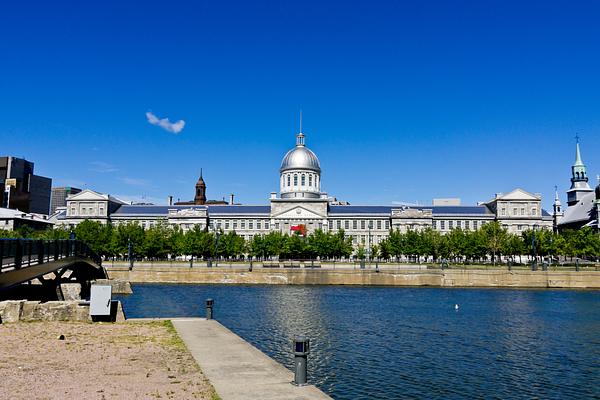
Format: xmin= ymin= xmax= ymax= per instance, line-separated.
xmin=301 ymin=174 xmax=306 ymax=186
xmin=287 ymin=175 xmax=290 ymax=186
xmin=576 ymin=172 xmax=580 ymax=179
xmin=309 ymin=175 xmax=313 ymax=187
xmin=294 ymin=174 xmax=298 ymax=186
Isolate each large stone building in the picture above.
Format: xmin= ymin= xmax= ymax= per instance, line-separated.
xmin=556 ymin=141 xmax=600 ymax=232
xmin=52 ymin=128 xmax=553 ymax=243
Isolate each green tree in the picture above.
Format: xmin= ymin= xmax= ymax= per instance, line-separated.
xmin=480 ymin=221 xmax=508 ymax=265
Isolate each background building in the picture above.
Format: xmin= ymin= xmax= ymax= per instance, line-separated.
xmin=558 ymin=141 xmax=600 ymax=232
xmin=52 ymin=128 xmax=553 ymax=240
xmin=0 ymin=156 xmax=52 ymax=214
xmin=174 ymin=169 xmax=228 ymax=206
xmin=0 ymin=207 xmax=53 ymax=231
xmin=50 ymin=186 xmax=82 ymax=214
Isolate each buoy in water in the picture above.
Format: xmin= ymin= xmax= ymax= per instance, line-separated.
xmin=454 ymin=304 xmax=459 ymax=310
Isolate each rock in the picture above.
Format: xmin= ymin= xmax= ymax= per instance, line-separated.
xmin=58 ymin=334 xmax=65 ymax=340
xmin=94 ymin=279 xmax=133 ymax=294
xmin=20 ymin=301 xmax=91 ymax=322
xmin=0 ymin=300 xmax=25 ymax=323
xmin=60 ymin=283 xmax=82 ymax=300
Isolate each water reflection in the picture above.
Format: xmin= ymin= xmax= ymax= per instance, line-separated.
xmin=117 ymin=285 xmax=600 ymax=399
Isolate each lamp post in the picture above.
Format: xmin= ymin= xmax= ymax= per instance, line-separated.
xmin=368 ymin=221 xmax=373 ymax=268
xmin=128 ymin=237 xmax=133 ymax=271
xmin=531 ymin=224 xmax=539 ymax=271
xmin=213 ymin=232 xmax=221 ymax=268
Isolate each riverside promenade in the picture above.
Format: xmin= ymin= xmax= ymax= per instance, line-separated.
xmin=172 ymin=318 xmax=331 ymax=400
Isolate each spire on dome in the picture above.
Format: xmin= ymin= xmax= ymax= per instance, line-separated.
xmin=296 ymin=111 xmax=305 ymax=146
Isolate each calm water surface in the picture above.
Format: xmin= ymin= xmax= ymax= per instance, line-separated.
xmin=117 ymin=285 xmax=600 ymax=399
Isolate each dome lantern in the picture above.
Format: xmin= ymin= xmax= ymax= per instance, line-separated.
xmin=279 ymin=122 xmax=322 ymax=199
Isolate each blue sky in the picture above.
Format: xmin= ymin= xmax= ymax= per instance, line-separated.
xmin=1 ymin=1 xmax=599 ymax=209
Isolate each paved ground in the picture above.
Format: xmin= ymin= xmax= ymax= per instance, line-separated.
xmin=0 ymin=321 xmax=218 ymax=399
xmin=172 ymin=318 xmax=331 ymax=400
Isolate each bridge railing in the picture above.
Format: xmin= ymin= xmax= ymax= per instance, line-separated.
xmin=0 ymin=239 xmax=102 ymax=273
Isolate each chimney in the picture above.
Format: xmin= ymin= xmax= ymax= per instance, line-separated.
xmin=230 ymin=193 xmax=235 ymax=205
xmin=168 ymin=195 xmax=173 ymax=206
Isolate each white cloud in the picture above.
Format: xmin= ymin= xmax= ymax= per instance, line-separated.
xmin=146 ymin=111 xmax=185 ymax=134
xmin=119 ymin=177 xmax=151 ymax=187
xmin=90 ymin=161 xmax=119 ymax=173
xmin=113 ymin=194 xmax=166 ymax=205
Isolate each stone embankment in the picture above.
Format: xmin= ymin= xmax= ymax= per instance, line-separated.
xmin=106 ymin=263 xmax=600 ymax=289
xmin=0 ymin=300 xmax=126 ymax=323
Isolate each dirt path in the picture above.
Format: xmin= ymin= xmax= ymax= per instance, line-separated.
xmin=0 ymin=321 xmax=219 ymax=400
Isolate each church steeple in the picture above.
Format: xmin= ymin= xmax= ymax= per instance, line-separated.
xmin=552 ymin=185 xmax=563 ymax=232
xmin=194 ymin=168 xmax=207 ymax=205
xmin=567 ymin=136 xmax=593 ymax=207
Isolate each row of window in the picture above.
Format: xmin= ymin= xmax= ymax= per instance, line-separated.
xmin=211 ymin=219 xmax=270 ymax=231
xmin=328 ymin=219 xmax=390 ymax=231
xmin=433 ymin=220 xmax=481 ymax=230
xmin=282 ymin=172 xmax=319 ymax=189
xmin=500 ymin=206 xmax=538 ymax=217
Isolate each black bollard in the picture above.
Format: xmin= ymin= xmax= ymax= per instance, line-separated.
xmin=206 ymin=298 xmax=214 ymax=320
xmin=292 ymin=337 xmax=310 ymax=386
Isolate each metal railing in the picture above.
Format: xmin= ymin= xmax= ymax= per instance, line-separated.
xmin=0 ymin=239 xmax=102 ymax=273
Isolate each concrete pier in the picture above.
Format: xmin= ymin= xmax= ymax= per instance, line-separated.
xmin=172 ymin=318 xmax=331 ymax=400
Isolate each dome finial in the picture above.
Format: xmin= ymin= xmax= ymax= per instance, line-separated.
xmin=296 ymin=110 xmax=305 ymax=146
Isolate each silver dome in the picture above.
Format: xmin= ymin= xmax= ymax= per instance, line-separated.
xmin=280 ymin=146 xmax=321 ymax=173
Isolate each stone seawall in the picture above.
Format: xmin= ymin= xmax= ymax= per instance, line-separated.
xmin=106 ymin=265 xmax=600 ymax=289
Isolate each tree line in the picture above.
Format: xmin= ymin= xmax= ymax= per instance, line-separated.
xmin=1 ymin=220 xmax=599 ymax=263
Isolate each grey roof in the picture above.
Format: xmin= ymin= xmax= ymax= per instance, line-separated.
xmin=55 ymin=209 xmax=67 ymax=220
xmin=113 ymin=205 xmax=206 ymax=217
xmin=431 ymin=206 xmax=493 ymax=215
xmin=207 ymin=205 xmax=271 ymax=215
xmin=328 ymin=205 xmax=494 ymax=216
xmin=559 ymin=191 xmax=596 ymax=226
xmin=280 ymin=145 xmax=321 ymax=173
xmin=329 ymin=205 xmax=393 ymax=214
xmin=68 ymin=202 xmax=550 ymax=220
xmin=111 ymin=204 xmax=271 ymax=216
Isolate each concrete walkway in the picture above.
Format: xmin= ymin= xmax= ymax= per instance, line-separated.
xmin=172 ymin=318 xmax=331 ymax=400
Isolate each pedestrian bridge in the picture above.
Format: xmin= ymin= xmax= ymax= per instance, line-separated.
xmin=0 ymin=239 xmax=106 ymax=298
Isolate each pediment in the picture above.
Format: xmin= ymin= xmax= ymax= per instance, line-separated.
xmin=496 ymin=188 xmax=540 ymax=201
xmin=67 ymin=189 xmax=108 ymax=201
xmin=273 ymin=205 xmax=325 ymax=219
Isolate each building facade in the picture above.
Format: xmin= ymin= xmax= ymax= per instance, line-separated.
xmin=0 ymin=156 xmax=52 ymax=214
xmin=52 ymin=129 xmax=553 ymax=241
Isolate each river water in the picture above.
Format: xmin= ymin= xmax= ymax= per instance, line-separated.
xmin=117 ymin=284 xmax=600 ymax=399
